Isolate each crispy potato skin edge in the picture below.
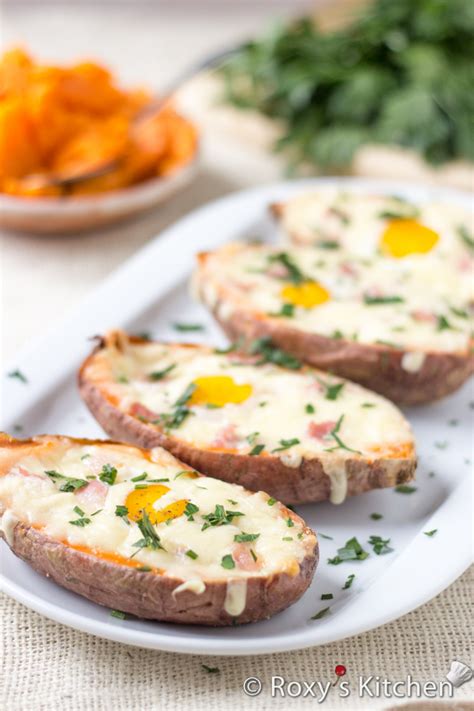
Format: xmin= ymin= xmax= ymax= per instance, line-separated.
xmin=78 ymin=355 xmax=416 ymax=505
xmin=2 ymin=522 xmax=317 ymax=626
xmin=196 ymin=252 xmax=473 ymax=405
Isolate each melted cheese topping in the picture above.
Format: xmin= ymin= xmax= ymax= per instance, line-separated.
xmin=0 ymin=439 xmax=314 ymax=589
xmin=197 ymin=243 xmax=473 ymax=353
xmin=277 ymin=189 xmax=472 ymax=262
xmin=83 ymin=340 xmax=414 ymax=486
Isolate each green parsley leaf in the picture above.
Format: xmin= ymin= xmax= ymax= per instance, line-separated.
xmin=184 ymin=502 xmax=199 ymax=520
xmin=321 ymin=593 xmax=333 ymax=600
xmin=342 ymin=574 xmax=355 ymax=590
xmin=201 ymin=505 xmax=244 ymax=531
xmin=149 ymin=364 xmax=176 ymax=380
xmin=328 ymin=537 xmax=369 ymax=565
xmin=248 ymin=337 xmax=301 ymax=370
xmin=305 ymin=403 xmax=315 ymax=414
xmin=318 ymin=533 xmax=333 ymax=540
xmin=317 ymin=378 xmax=345 ymax=400
xmin=268 ymin=252 xmax=305 ymax=284
xmin=368 ymin=535 xmax=393 ymax=555
xmin=131 ymin=472 xmax=148 ymax=482
xmin=110 ymin=609 xmax=127 ymax=619
xmin=394 ymin=485 xmax=417 ymax=494
xmin=172 ymin=322 xmax=205 ymax=332
xmin=249 ymin=443 xmax=265 ymax=456
xmin=310 ymin=606 xmax=330 ymax=620
xmin=234 ymin=532 xmax=260 ymax=543
xmin=325 ymin=415 xmax=362 ymax=455
xmin=267 ymin=497 xmax=276 ymax=506
xmin=115 ymin=505 xmax=129 ymax=518
xmin=424 ymin=529 xmax=438 ymax=537
xmin=457 ymin=225 xmax=474 ymax=251
xmin=69 ymin=517 xmax=91 ymax=527
xmin=186 ymin=549 xmax=199 ymax=559
xmin=201 ymin=664 xmax=220 ymax=674
xmin=8 ymin=369 xmax=28 ymax=384
xmin=272 ymin=438 xmax=300 ymax=452
xmin=270 ymin=303 xmax=295 ymax=317
xmin=370 ymin=513 xmax=383 ymax=520
xmin=364 ymin=294 xmax=404 ymax=305
xmin=99 ymin=464 xmax=117 ymax=486
xmin=221 ymin=554 xmax=235 ymax=570
xmin=45 ymin=470 xmax=88 ymax=493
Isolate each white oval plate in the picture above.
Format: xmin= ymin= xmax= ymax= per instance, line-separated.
xmin=1 ymin=177 xmax=472 ymax=655
xmin=0 ymin=155 xmax=199 ymax=234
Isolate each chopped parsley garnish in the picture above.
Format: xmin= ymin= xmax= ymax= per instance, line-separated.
xmin=91 ymin=509 xmax=102 ymax=516
xmin=282 ymin=536 xmax=293 ymax=541
xmin=172 ymin=322 xmax=205 ymax=332
xmin=268 ymin=251 xmax=305 ymax=284
xmin=7 ymin=369 xmax=28 ymax=384
xmin=362 ymin=402 xmax=376 ymax=408
xmin=248 ymin=337 xmax=301 ymax=370
xmin=317 ymin=377 xmax=345 ymax=400
xmin=325 ymin=415 xmax=361 ymax=455
xmin=149 ymin=364 xmax=176 ymax=381
xmin=331 ymin=329 xmax=344 ymax=339
xmin=131 ymin=472 xmax=148 ymax=482
xmin=310 ymin=606 xmax=330 ymax=620
xmin=271 ymin=303 xmax=295 ymax=317
xmin=174 ymin=470 xmax=194 ymax=479
xmin=201 ymin=664 xmax=220 ymax=674
xmin=186 ymin=549 xmax=198 ymax=559
xmin=370 ymin=513 xmax=383 ymax=520
xmin=221 ymin=554 xmax=235 ymax=570
xmin=318 ymin=533 xmax=334 ymax=540
xmin=136 ymin=331 xmax=152 ymax=341
xmin=184 ymin=502 xmax=199 ymax=521
xmin=316 ymin=240 xmax=339 ymax=250
xmin=249 ymin=444 xmax=265 ymax=456
xmin=250 ymin=549 xmax=258 ymax=562
xmin=267 ymin=497 xmax=276 ymax=506
xmin=69 ymin=516 xmax=91 ymax=527
xmin=329 ymin=205 xmax=350 ymax=224
xmin=450 ymin=306 xmax=468 ymax=319
xmin=305 ymin=403 xmax=315 ymax=414
xmin=342 ymin=574 xmax=355 ymax=590
xmin=321 ymin=593 xmax=333 ymax=600
xmin=158 ymin=383 xmax=196 ymax=430
xmin=45 ymin=469 xmax=88 ymax=493
xmin=234 ymin=532 xmax=260 ymax=543
xmin=136 ymin=566 xmax=152 ymax=572
xmin=328 ymin=537 xmax=369 ymax=565
xmin=117 ymin=375 xmax=129 ymax=383
xmin=115 ymin=505 xmax=129 ymax=519
xmin=201 ymin=504 xmax=244 ymax=531
xmin=73 ymin=506 xmax=85 ymax=517
xmin=272 ymin=438 xmax=300 ymax=452
xmin=368 ymin=535 xmax=393 ymax=555
xmin=134 ymin=484 xmax=148 ymax=490
xmin=227 ymin=499 xmax=238 ymax=505
xmin=437 ymin=315 xmax=455 ymax=331
xmin=133 ymin=510 xmax=164 ymax=552
xmin=110 ymin=610 xmax=127 ymax=619
xmin=99 ymin=464 xmax=118 ymax=485
xmin=286 ymin=517 xmax=294 ymax=528
xmin=364 ymin=294 xmax=404 ymax=305
xmin=457 ymin=224 xmax=474 ymax=251
xmin=395 ymin=485 xmax=417 ymax=494
xmin=246 ymin=432 xmax=259 ymax=445
xmin=424 ymin=529 xmax=438 ymax=537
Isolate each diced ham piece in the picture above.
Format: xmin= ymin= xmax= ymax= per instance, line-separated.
xmin=339 ymin=262 xmax=358 ymax=277
xmin=232 ymin=543 xmax=261 ymax=571
xmin=130 ymin=402 xmax=159 ymax=421
xmin=15 ymin=466 xmax=45 ymax=480
xmin=267 ymin=263 xmax=290 ymax=279
xmin=212 ymin=423 xmax=239 ymax=449
xmin=307 ymin=420 xmax=337 ymax=440
xmin=75 ymin=479 xmax=108 ymax=509
xmin=411 ymin=310 xmax=437 ymax=324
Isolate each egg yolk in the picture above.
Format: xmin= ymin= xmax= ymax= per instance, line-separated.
xmin=189 ymin=375 xmax=252 ymax=407
xmin=281 ymin=281 xmax=330 ymax=308
xmin=126 ymin=483 xmax=188 ymax=524
xmin=380 ymin=219 xmax=439 ymax=258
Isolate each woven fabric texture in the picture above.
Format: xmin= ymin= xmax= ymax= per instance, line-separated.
xmin=1 ymin=567 xmax=472 ymax=711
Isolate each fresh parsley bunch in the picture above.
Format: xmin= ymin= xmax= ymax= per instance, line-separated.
xmin=220 ymin=0 xmax=474 ymax=169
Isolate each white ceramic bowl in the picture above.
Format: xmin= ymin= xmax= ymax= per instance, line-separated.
xmin=0 ymin=155 xmax=199 ymax=234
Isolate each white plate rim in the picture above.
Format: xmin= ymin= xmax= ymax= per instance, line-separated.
xmin=1 ymin=176 xmax=473 ymax=655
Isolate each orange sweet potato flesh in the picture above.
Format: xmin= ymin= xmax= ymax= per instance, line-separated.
xmin=0 ymin=48 xmax=197 ymax=197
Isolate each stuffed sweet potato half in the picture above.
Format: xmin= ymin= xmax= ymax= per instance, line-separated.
xmin=271 ymin=189 xmax=473 ymax=259
xmin=0 ymin=433 xmax=317 ymax=625
xmin=193 ymin=242 xmax=473 ymax=404
xmin=79 ymin=332 xmax=416 ymax=505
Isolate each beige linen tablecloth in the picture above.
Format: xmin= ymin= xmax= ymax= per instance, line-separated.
xmin=1 ymin=568 xmax=473 ymax=710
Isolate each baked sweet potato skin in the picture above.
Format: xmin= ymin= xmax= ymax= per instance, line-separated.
xmin=195 ymin=252 xmax=473 ymax=406
xmin=3 ymin=520 xmax=317 ymax=625
xmin=79 ymin=352 xmax=416 ymax=505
